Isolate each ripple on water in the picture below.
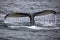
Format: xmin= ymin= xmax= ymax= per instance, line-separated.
xmin=0 ymin=37 xmax=8 ymax=40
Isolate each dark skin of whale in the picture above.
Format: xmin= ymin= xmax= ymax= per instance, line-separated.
xmin=4 ymin=10 xmax=57 ymax=26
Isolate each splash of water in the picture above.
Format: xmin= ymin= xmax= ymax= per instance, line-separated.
xmin=8 ymin=25 xmax=59 ymax=30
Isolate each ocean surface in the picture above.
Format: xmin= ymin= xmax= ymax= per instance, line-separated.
xmin=0 ymin=0 xmax=60 ymax=40
xmin=0 ymin=24 xmax=60 ymax=40
xmin=0 ymin=15 xmax=60 ymax=40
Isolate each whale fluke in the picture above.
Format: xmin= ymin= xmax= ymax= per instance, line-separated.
xmin=34 ymin=10 xmax=56 ymax=16
xmin=4 ymin=10 xmax=57 ymax=26
xmin=4 ymin=13 xmax=30 ymax=19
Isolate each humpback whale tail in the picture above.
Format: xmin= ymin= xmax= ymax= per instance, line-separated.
xmin=4 ymin=10 xmax=57 ymax=26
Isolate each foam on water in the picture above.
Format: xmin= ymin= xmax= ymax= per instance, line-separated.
xmin=8 ymin=25 xmax=59 ymax=30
